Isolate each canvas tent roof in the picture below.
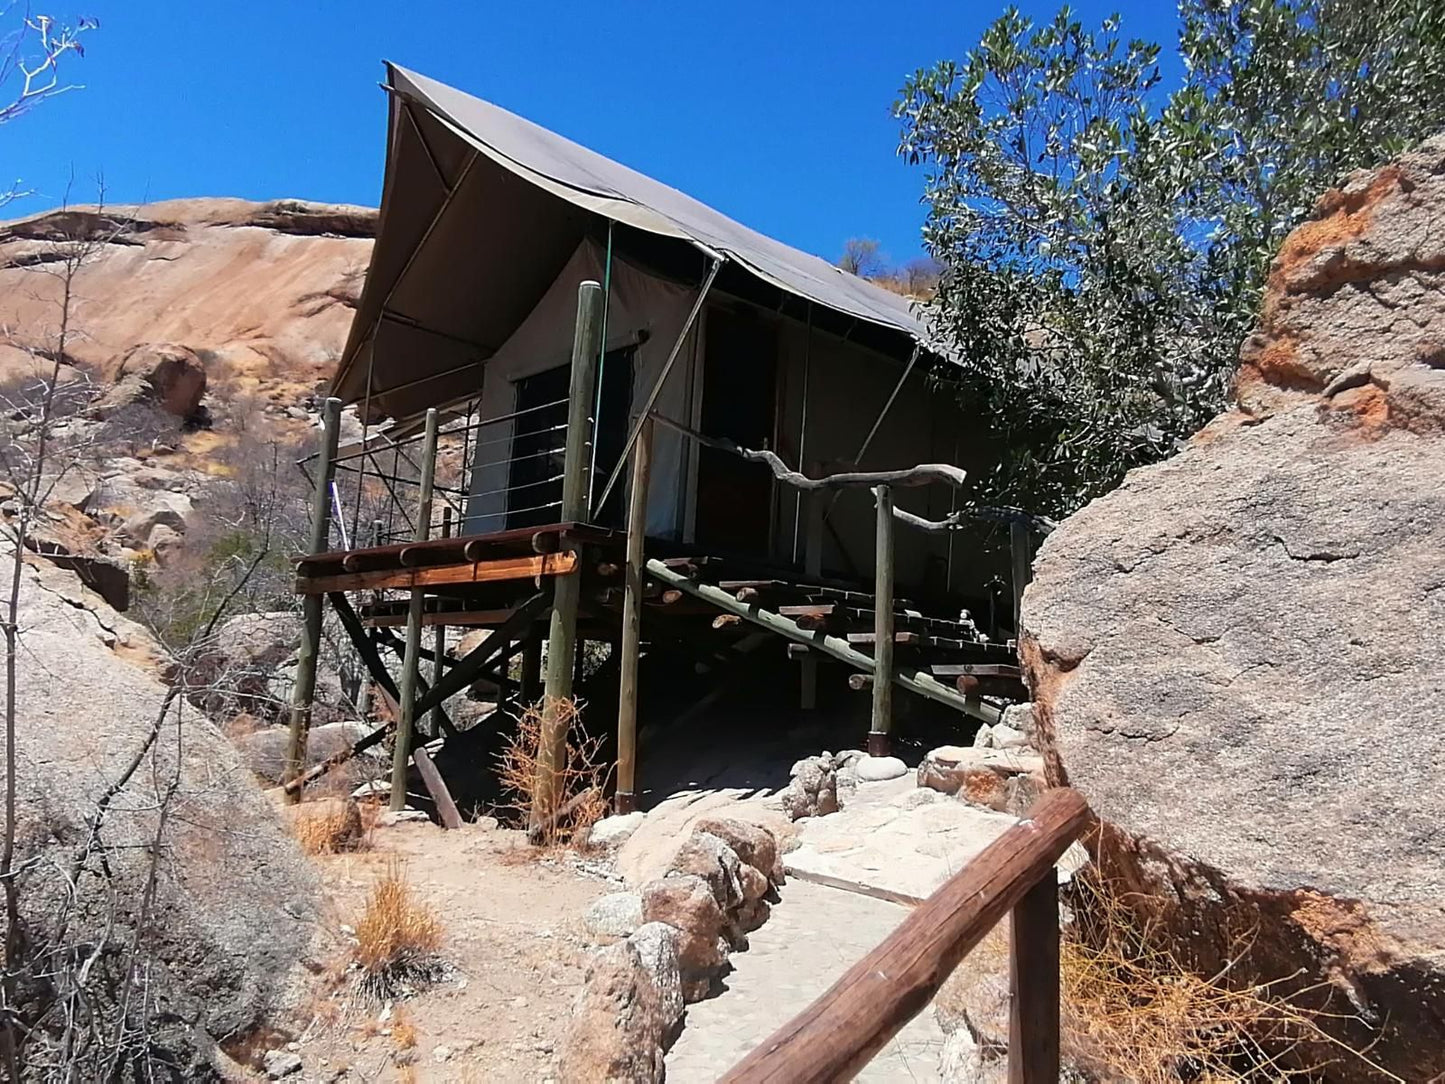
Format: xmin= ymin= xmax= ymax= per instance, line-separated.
xmin=334 ymin=62 xmax=932 ymax=421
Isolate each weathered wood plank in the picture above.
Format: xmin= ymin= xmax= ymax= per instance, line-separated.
xmin=297 ymin=551 xmax=578 ymax=594
xmin=412 ymin=744 xmax=464 ymax=830
xmin=718 ymin=789 xmax=1088 ymax=1083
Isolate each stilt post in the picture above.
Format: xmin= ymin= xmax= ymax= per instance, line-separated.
xmin=284 ymin=396 xmax=342 ymax=803
xmin=531 ymin=281 xmax=603 ymax=835
xmin=869 ymin=484 xmax=895 ymax=757
xmin=389 ymin=407 xmax=440 ymax=811
xmin=430 ymin=507 xmax=451 ymax=734
xmin=800 ymin=485 xmax=823 ymax=710
xmin=615 ymin=414 xmax=654 ymax=814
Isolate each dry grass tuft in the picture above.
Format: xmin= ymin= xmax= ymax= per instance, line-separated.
xmin=391 ymin=1007 xmax=418 ymax=1050
xmin=292 ymin=799 xmax=364 ymax=856
xmin=351 ymin=858 xmax=444 ymax=1001
xmin=1061 ymin=871 xmax=1396 ymax=1082
xmin=495 ymin=697 xmax=611 ymax=848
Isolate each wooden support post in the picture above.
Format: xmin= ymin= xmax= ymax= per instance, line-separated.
xmin=284 ymin=396 xmax=342 ymax=803
xmin=430 ymin=508 xmax=451 ymax=735
xmin=1011 ymin=519 xmax=1032 ymax=635
xmin=531 ymin=280 xmax=604 ymax=835
xmin=1009 ymin=871 xmax=1061 ymax=1083
xmin=869 ymin=485 xmax=895 ymax=757
xmin=389 ymin=407 xmax=439 ymax=812
xmin=801 ymin=488 xmax=823 ymax=710
xmin=615 ymin=415 xmax=653 ymax=814
xmin=413 ymin=744 xmax=464 ymax=830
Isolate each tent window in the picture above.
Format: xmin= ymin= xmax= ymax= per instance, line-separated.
xmin=506 ymin=347 xmax=634 ymax=529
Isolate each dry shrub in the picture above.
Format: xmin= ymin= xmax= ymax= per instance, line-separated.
xmin=1061 ymin=871 xmax=1394 ymax=1081
xmin=495 ymin=697 xmax=611 ymax=847
xmin=352 ymin=858 xmax=444 ymax=1000
xmin=391 ymin=1007 xmax=417 ymax=1050
xmin=292 ymin=799 xmax=364 ymax=856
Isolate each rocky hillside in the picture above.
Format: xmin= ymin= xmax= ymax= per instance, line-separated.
xmin=1021 ymin=137 xmax=1445 ymax=1078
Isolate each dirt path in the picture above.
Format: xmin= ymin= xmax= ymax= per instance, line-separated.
xmin=294 ymin=819 xmax=608 ymax=1083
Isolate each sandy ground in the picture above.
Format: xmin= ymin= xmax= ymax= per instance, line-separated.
xmin=281 ymin=817 xmax=609 ymax=1083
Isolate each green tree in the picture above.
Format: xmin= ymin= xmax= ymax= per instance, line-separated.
xmin=896 ymin=1 xmax=1445 ymax=516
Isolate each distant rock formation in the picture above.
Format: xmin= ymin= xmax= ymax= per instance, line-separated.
xmin=1022 ymin=136 xmax=1445 ymax=1078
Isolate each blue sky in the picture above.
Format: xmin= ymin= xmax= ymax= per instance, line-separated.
xmin=3 ymin=1 xmax=1181 ymax=264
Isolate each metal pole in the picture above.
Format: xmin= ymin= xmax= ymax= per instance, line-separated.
xmin=615 ymin=415 xmax=653 ymax=813
xmin=284 ymin=397 xmax=343 ymax=803
xmin=430 ymin=507 xmax=451 ymax=735
xmin=870 ymin=485 xmax=895 ymax=757
xmin=531 ymin=281 xmax=604 ymax=835
xmin=389 ymin=407 xmax=439 ymax=812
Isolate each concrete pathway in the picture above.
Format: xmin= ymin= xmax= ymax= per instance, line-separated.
xmin=665 ymin=879 xmax=948 ymax=1082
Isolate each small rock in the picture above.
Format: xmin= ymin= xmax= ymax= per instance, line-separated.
xmin=588 ymin=811 xmax=646 ymax=849
xmin=511 ymin=996 xmax=529 ymax=1009
xmin=472 ymin=814 xmax=500 ymax=831
xmin=854 ymin=754 xmax=908 ymax=782
xmin=972 ymin=724 xmax=995 ymax=749
xmin=583 ymin=892 xmax=644 ymax=943
xmin=432 ymin=1046 xmax=452 ymax=1064
xmin=991 ymin=725 xmax=1029 ymax=751
xmin=263 ymin=1049 xmax=303 ymax=1079
xmin=377 ymin=809 xmax=430 ymax=827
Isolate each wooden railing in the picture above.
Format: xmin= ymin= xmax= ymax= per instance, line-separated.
xmin=717 ymin=787 xmax=1090 ymax=1083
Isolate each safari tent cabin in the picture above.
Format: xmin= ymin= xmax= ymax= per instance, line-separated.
xmin=325 ymin=64 xmax=1008 ymax=612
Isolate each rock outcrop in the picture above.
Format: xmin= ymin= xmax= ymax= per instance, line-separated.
xmin=3 ymin=547 xmax=318 ymax=1075
xmin=1021 ymin=137 xmax=1445 ymax=1078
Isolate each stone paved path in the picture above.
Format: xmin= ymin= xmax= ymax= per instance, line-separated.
xmin=665 ymin=879 xmax=948 ymax=1082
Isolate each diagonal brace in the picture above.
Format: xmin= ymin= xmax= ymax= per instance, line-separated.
xmin=411 ymin=590 xmax=552 ymax=719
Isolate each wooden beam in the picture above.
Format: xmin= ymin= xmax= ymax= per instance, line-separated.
xmin=413 ymin=744 xmax=464 ymax=830
xmin=412 ymin=591 xmax=552 ymax=718
xmin=718 ymin=789 xmax=1088 ymax=1083
xmin=645 ymin=559 xmax=1002 ymax=726
xmin=364 ymin=607 xmax=518 ymax=628
xmin=297 ymin=551 xmax=578 ymax=595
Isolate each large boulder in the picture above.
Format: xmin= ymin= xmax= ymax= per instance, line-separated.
xmin=557 ymin=940 xmax=668 ymax=1084
xmin=4 ymin=548 xmax=317 ymax=1077
xmin=94 ymin=342 xmax=208 ymax=420
xmin=1021 ymin=138 xmax=1445 ymax=1079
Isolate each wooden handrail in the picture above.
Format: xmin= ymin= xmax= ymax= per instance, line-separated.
xmin=718 ymin=787 xmax=1090 ymax=1084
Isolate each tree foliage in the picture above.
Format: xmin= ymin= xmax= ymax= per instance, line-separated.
xmin=896 ymin=0 xmax=1445 ymax=516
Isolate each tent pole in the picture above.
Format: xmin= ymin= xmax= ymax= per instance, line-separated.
xmin=592 ymin=256 xmax=722 ymax=518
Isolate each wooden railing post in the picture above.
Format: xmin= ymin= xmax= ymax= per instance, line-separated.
xmin=615 ymin=414 xmax=653 ymax=814
xmin=1009 ymin=871 xmax=1061 ymax=1082
xmin=284 ymin=395 xmax=342 ymax=804
xmin=389 ymin=407 xmax=439 ymax=812
xmin=531 ymin=280 xmax=603 ymax=835
xmin=869 ymin=484 xmax=894 ymax=756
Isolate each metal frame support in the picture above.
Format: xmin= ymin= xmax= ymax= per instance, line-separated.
xmin=615 ymin=415 xmax=654 ymax=813
xmin=389 ymin=407 xmax=440 ymax=811
xmin=869 ymin=485 xmax=895 ymax=756
xmin=284 ymin=396 xmax=342 ymax=803
xmin=532 ymin=281 xmax=604 ymax=834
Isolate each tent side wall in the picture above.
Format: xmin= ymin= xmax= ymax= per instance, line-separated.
xmin=463 ymin=238 xmax=701 ymax=538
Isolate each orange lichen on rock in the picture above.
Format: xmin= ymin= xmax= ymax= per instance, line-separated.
xmin=1269 ymin=165 xmax=1402 ymax=292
